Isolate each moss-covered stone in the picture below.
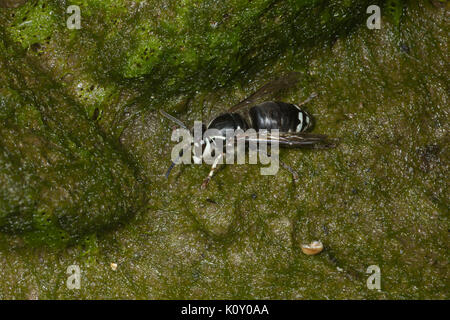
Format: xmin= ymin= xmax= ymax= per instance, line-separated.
xmin=0 ymin=0 xmax=447 ymax=299
xmin=0 ymin=34 xmax=146 ymax=246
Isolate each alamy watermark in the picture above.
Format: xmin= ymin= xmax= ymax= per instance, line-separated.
xmin=366 ymin=265 xmax=381 ymax=290
xmin=66 ymin=5 xmax=81 ymax=30
xmin=66 ymin=264 xmax=81 ymax=290
xmin=170 ymin=121 xmax=280 ymax=175
xmin=367 ymin=5 xmax=381 ymax=29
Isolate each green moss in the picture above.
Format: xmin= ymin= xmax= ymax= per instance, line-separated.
xmin=0 ymin=0 xmax=448 ymax=300
xmin=385 ymin=0 xmax=404 ymax=27
xmin=22 ymin=209 xmax=71 ymax=248
xmin=8 ymin=0 xmax=58 ymax=48
xmin=114 ymin=0 xmax=378 ymax=93
xmin=0 ymin=34 xmax=147 ymax=246
xmin=122 ymin=23 xmax=163 ymax=78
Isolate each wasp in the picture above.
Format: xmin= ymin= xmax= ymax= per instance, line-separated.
xmin=161 ymin=72 xmax=337 ymax=188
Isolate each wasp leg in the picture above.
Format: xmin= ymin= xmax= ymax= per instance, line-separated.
xmin=298 ymin=92 xmax=318 ymax=106
xmin=279 ymin=160 xmax=299 ymax=181
xmin=260 ymin=147 xmax=299 ymax=182
xmin=201 ymin=153 xmax=224 ymax=189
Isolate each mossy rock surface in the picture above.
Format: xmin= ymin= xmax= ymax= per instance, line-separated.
xmin=0 ymin=0 xmax=448 ymax=299
xmin=0 ymin=34 xmax=146 ymax=246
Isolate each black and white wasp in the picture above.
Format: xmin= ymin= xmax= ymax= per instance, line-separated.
xmin=161 ymin=72 xmax=337 ymax=188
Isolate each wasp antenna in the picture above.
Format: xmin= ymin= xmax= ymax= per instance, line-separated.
xmin=160 ymin=110 xmax=188 ymax=130
xmin=165 ymin=161 xmax=176 ymax=179
xmin=165 ymin=144 xmax=191 ymax=178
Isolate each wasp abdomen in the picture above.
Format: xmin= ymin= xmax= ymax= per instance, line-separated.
xmin=207 ymin=113 xmax=249 ymax=136
xmin=249 ymin=101 xmax=312 ymax=132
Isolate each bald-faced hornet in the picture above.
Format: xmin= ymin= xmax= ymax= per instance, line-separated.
xmin=161 ymin=73 xmax=337 ymax=188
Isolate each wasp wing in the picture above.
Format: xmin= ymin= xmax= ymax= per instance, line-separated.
xmin=228 ymin=72 xmax=302 ymax=113
xmin=235 ymin=131 xmax=337 ymax=149
xmin=276 ymin=132 xmax=337 ymax=149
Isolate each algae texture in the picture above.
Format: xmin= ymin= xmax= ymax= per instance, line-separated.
xmin=0 ymin=0 xmax=448 ymax=299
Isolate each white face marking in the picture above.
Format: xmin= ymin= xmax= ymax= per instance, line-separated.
xmin=296 ymin=111 xmax=304 ymax=132
xmin=193 ymin=140 xmax=206 ymax=164
xmin=193 ymin=155 xmax=202 ymax=164
xmin=201 ymin=140 xmax=212 ymax=161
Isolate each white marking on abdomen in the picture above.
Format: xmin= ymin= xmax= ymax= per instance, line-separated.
xmin=296 ymin=111 xmax=304 ymax=132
